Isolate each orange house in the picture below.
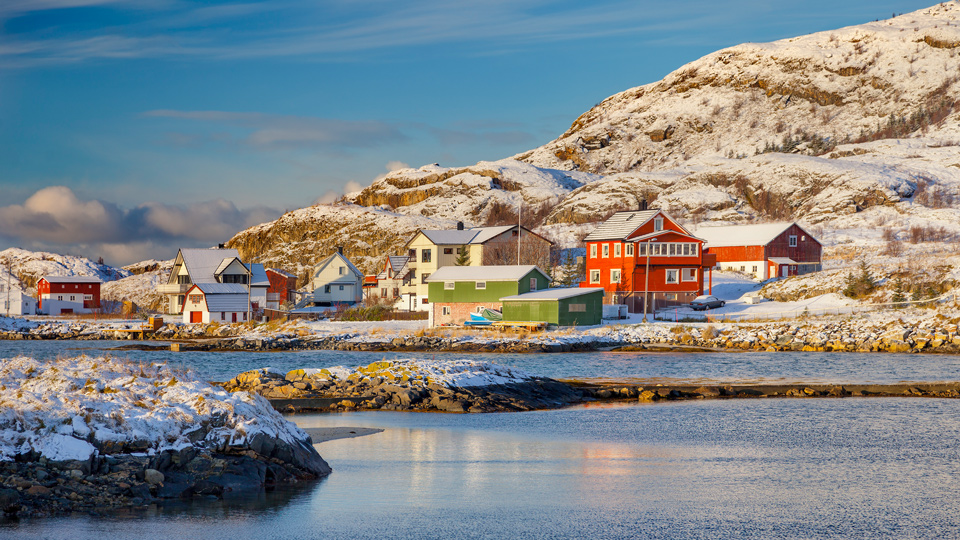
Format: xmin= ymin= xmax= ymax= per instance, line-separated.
xmin=581 ymin=209 xmax=715 ymax=314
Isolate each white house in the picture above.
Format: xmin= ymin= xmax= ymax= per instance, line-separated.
xmin=308 ymin=250 xmax=364 ymax=306
xmin=181 ymin=283 xmax=251 ymax=324
xmin=158 ymin=248 xmax=268 ymax=316
xmin=0 ymin=283 xmax=36 ymax=316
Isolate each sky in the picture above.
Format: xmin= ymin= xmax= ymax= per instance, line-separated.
xmin=0 ymin=0 xmax=939 ymax=266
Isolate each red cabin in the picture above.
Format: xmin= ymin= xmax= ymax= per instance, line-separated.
xmin=265 ymin=268 xmax=298 ymax=309
xmin=581 ymin=209 xmax=715 ymax=314
xmin=37 ymin=276 xmax=102 ymax=315
xmin=695 ymin=222 xmax=822 ymax=280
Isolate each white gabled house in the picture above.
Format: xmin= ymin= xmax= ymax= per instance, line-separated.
xmin=1 ymin=282 xmax=37 ymax=316
xmin=308 ymin=249 xmax=364 ymax=306
xmin=181 ymin=283 xmax=251 ymax=324
xmin=158 ymin=247 xmax=269 ymax=317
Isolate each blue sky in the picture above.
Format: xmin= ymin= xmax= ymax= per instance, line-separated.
xmin=0 ymin=0 xmax=937 ymax=265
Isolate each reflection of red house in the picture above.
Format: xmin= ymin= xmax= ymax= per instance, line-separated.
xmin=581 ymin=209 xmax=715 ymax=314
xmin=37 ymin=276 xmax=102 ymax=315
xmin=265 ymin=268 xmax=298 ymax=310
xmin=695 ymin=222 xmax=822 ymax=280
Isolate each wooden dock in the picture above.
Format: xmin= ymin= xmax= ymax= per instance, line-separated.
xmin=110 ymin=317 xmax=164 ymax=340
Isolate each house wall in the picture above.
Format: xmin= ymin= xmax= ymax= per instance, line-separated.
xmin=310 ymin=254 xmax=363 ymax=304
xmin=313 ymin=283 xmax=361 ymax=304
xmin=432 ymin=301 xmax=503 ymax=326
xmin=428 ymin=280 xmax=520 ymax=304
xmin=39 ymin=299 xmax=86 ymax=316
xmin=502 ymin=291 xmax=604 ymax=326
xmin=3 ymin=292 xmax=35 ymax=316
xmin=37 ymin=280 xmax=100 ymax=310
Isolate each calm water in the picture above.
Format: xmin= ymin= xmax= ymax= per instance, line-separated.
xmin=3 ymin=341 xmax=960 ymax=538
xmin=3 ymin=339 xmax=960 ymax=384
xmin=4 ymin=399 xmax=960 ymax=539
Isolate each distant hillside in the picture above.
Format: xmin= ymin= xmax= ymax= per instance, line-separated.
xmin=224 ymin=3 xmax=960 ymax=272
xmin=0 ymin=248 xmax=129 ymax=291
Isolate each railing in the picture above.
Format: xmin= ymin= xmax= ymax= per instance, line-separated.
xmin=156 ymin=283 xmax=191 ymax=294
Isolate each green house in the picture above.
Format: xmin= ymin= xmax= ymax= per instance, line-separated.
xmin=501 ymin=288 xmax=605 ymax=327
xmin=426 ymin=265 xmax=551 ymax=303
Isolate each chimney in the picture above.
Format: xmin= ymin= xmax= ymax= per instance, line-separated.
xmin=457 ymin=221 xmax=464 ymax=230
xmin=218 ymin=243 xmax=225 ymax=249
xmin=337 ymin=246 xmax=343 ymax=255
xmin=638 ymin=199 xmax=648 ymax=211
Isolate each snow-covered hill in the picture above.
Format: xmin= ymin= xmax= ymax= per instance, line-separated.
xmin=219 ymin=3 xmax=960 ymax=278
xmin=0 ymin=248 xmax=129 ymax=290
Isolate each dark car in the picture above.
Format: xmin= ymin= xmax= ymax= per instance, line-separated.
xmin=690 ymin=295 xmax=725 ymax=311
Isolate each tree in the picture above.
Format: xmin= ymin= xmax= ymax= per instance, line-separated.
xmin=553 ymin=251 xmax=584 ymax=287
xmin=891 ymin=275 xmax=906 ymax=308
xmin=455 ymin=246 xmax=471 ymax=266
xmin=843 ymin=259 xmax=876 ymax=299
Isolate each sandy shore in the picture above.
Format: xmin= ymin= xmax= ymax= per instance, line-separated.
xmin=302 ymin=426 xmax=384 ymax=443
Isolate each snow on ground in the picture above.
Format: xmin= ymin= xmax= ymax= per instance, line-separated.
xmin=0 ymin=355 xmax=311 ymax=462
xmin=315 ymin=358 xmax=539 ymax=388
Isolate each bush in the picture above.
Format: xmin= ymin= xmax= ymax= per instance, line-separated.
xmin=842 ymin=260 xmax=876 ymax=299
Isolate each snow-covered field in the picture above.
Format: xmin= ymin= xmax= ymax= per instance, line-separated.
xmin=0 ymin=355 xmax=311 ymax=462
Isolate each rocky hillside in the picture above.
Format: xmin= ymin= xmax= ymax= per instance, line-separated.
xmin=224 ymin=3 xmax=960 ymax=275
xmin=0 ymin=248 xmax=129 ymax=291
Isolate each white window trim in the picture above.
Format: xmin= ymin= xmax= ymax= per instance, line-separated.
xmin=444 ymin=282 xmax=455 ymax=290
xmin=589 ymin=270 xmax=600 ymax=284
xmin=681 ymin=268 xmax=697 ymax=282
xmin=614 ymin=243 xmax=621 ymax=257
xmin=789 ymin=235 xmax=798 ymax=247
xmin=602 ymin=244 xmax=609 ymax=258
xmin=590 ymin=244 xmax=597 ymax=258
xmin=610 ymin=269 xmax=621 ymax=283
xmin=626 ymin=244 xmax=634 ymax=256
xmin=476 ymin=281 xmax=486 ymax=290
xmin=654 ymin=217 xmax=663 ymax=232
xmin=442 ymin=306 xmax=451 ymax=315
xmin=665 ymin=269 xmax=679 ymax=284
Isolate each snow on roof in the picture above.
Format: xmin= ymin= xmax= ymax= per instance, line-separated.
xmin=416 ymin=225 xmax=541 ymax=246
xmin=267 ymin=268 xmax=297 ymax=278
xmin=192 ymin=283 xmax=249 ymax=312
xmin=425 ymin=265 xmax=547 ymax=282
xmin=500 ymin=287 xmax=604 ymax=301
xmin=244 ymin=263 xmax=270 ymax=287
xmin=179 ymin=248 xmax=241 ymax=284
xmin=193 ymin=283 xmax=248 ymax=295
xmin=466 ymin=226 xmax=515 ymax=244
xmin=40 ymin=275 xmax=102 ymax=284
xmin=769 ymin=257 xmax=798 ymax=265
xmin=694 ymin=223 xmax=796 ymax=248
xmin=583 ymin=210 xmax=659 ymax=241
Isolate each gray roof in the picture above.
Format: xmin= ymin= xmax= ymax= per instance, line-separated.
xmin=178 ymin=248 xmax=241 ymax=284
xmin=377 ymin=256 xmax=410 ymax=280
xmin=244 ymin=263 xmax=270 ymax=287
xmin=415 ymin=225 xmax=549 ymax=246
xmin=41 ymin=276 xmax=102 ymax=284
xmin=583 ymin=210 xmax=659 ymax=241
xmin=267 ymin=268 xmax=297 ymax=278
xmin=501 ymin=287 xmax=604 ymax=301
xmin=191 ymin=283 xmax=249 ymax=312
xmin=312 ymin=252 xmax=363 ymax=280
xmin=425 ymin=265 xmax=549 ymax=282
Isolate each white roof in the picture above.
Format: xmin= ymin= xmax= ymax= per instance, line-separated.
xmin=583 ymin=210 xmax=660 ymax=241
xmin=500 ymin=287 xmax=604 ymax=301
xmin=267 ymin=268 xmax=297 ymax=278
xmin=415 ymin=225 xmax=548 ymax=246
xmin=244 ymin=263 xmax=270 ymax=287
xmin=178 ymin=248 xmax=241 ymax=284
xmin=193 ymin=283 xmax=248 ymax=294
xmin=425 ymin=265 xmax=548 ymax=282
xmin=41 ymin=276 xmax=101 ymax=284
xmin=694 ymin=223 xmax=797 ymax=248
xmin=768 ymin=257 xmax=797 ymax=265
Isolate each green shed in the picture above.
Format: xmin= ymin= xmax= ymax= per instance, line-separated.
xmin=425 ymin=265 xmax=553 ymax=326
xmin=500 ymin=287 xmax=605 ymax=327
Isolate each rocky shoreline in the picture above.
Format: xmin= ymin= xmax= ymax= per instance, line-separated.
xmin=4 ymin=316 xmax=960 ymax=354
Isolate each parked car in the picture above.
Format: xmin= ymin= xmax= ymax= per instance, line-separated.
xmin=690 ymin=295 xmax=725 ymax=311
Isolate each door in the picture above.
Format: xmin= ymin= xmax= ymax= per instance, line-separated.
xmin=232 ymin=313 xmax=237 ymax=322
xmin=190 ymin=311 xmax=202 ymax=323
xmin=781 ymin=266 xmax=788 ymax=277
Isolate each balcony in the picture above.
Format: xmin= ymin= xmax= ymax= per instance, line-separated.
xmin=157 ymin=283 xmax=192 ymax=295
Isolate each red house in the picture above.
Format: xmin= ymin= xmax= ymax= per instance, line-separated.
xmin=581 ymin=209 xmax=716 ymax=314
xmin=37 ymin=275 xmax=102 ymax=315
xmin=695 ymin=222 xmax=822 ymax=280
xmin=265 ymin=268 xmax=298 ymax=310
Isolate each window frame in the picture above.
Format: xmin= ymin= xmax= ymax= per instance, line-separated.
xmin=614 ymin=243 xmax=621 ymax=257
xmin=625 ymin=244 xmax=634 ymax=256
xmin=665 ymin=269 xmax=679 ymax=284
xmin=590 ymin=244 xmax=597 ymax=258
xmin=681 ymin=268 xmax=697 ymax=282
xmin=602 ymin=244 xmax=609 ymax=258
xmin=475 ymin=281 xmax=486 ymax=290
xmin=610 ymin=269 xmax=621 ymax=284
xmin=444 ymin=281 xmax=455 ymax=290
xmin=589 ymin=270 xmax=600 ymax=284
xmin=789 ymin=235 xmax=798 ymax=247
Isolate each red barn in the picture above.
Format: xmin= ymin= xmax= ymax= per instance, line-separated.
xmin=581 ymin=209 xmax=716 ymax=314
xmin=695 ymin=222 xmax=822 ymax=280
xmin=265 ymin=268 xmax=298 ymax=310
xmin=37 ymin=276 xmax=102 ymax=315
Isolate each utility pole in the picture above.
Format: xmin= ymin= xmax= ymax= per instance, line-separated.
xmin=246 ymin=260 xmax=252 ymax=324
xmin=5 ymin=259 xmax=11 ymax=317
xmin=517 ymin=198 xmax=522 ymax=266
xmin=643 ymin=237 xmax=655 ymax=323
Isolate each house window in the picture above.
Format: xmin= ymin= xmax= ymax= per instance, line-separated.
xmin=740 ymin=266 xmax=746 ymax=272
xmin=339 ymin=266 xmax=345 ymax=275
xmin=339 ymin=285 xmax=344 ymax=291
xmin=381 ymin=288 xmax=387 ymax=297
xmin=611 ymin=269 xmax=621 ymax=283
xmin=422 ymin=298 xmax=429 ymax=304
xmin=421 ymin=249 xmax=432 ymax=263
xmin=682 ymin=244 xmax=690 ymax=256
xmin=408 ymin=249 xmax=416 ymax=259
xmin=569 ymin=303 xmax=586 ymax=312
xmin=654 ymin=217 xmax=663 ymax=231
xmin=668 ymin=243 xmax=676 ymax=256
xmin=589 ymin=270 xmax=600 ymax=284
xmin=221 ymin=312 xmax=225 ymax=321
xmin=602 ymin=244 xmax=609 ymax=258
xmin=57 ymin=295 xmax=63 ymax=301
xmin=189 ymin=294 xmax=202 ymax=303
xmin=789 ymin=235 xmax=798 ymax=247
xmin=682 ymin=268 xmax=697 ymax=282
xmin=421 ymin=273 xmax=430 ymax=284
xmin=752 ymin=266 xmax=758 ymax=273
xmin=530 ymin=277 xmax=538 ymax=291
xmin=442 ymin=306 xmax=451 ymax=315
xmin=614 ymin=243 xmax=621 ymax=257
xmin=83 ymin=294 xmax=93 ymax=301
xmin=626 ymin=244 xmax=634 ymax=256
xmin=243 ymin=312 xmax=247 ymax=321
xmin=665 ymin=293 xmax=677 ymax=300
xmin=638 ymin=243 xmax=646 ymax=256
xmin=476 ymin=281 xmax=486 ymax=290
xmin=801 ymin=235 xmax=806 ymax=241
xmin=444 ymin=248 xmax=453 ymax=255
xmin=69 ymin=295 xmax=76 ymax=301
xmin=666 ymin=269 xmax=679 ymax=284
xmin=590 ymin=244 xmax=597 ymax=258
xmin=444 ymin=282 xmax=455 ymax=290
xmin=324 ymin=285 xmax=331 ymax=293
xmin=393 ymin=288 xmax=399 ymax=298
